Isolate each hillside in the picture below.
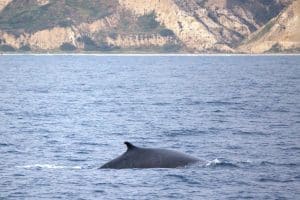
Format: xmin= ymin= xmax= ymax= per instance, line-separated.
xmin=0 ymin=0 xmax=298 ymax=53
xmin=239 ymin=0 xmax=300 ymax=53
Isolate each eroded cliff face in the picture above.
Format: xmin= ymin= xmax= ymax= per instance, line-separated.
xmin=174 ymin=0 xmax=252 ymax=45
xmin=77 ymin=15 xmax=119 ymax=35
xmin=0 ymin=11 xmax=120 ymax=50
xmin=35 ymin=0 xmax=49 ymax=6
xmin=106 ymin=34 xmax=176 ymax=48
xmin=0 ymin=0 xmax=12 ymax=12
xmin=0 ymin=10 xmax=174 ymax=51
xmin=28 ymin=27 xmax=77 ymax=49
xmin=172 ymin=0 xmax=290 ymax=47
xmin=0 ymin=26 xmax=74 ymax=50
xmin=119 ymin=0 xmax=230 ymax=52
xmin=118 ymin=0 xmax=290 ymax=52
xmin=239 ymin=0 xmax=300 ymax=53
xmin=0 ymin=27 xmax=76 ymax=49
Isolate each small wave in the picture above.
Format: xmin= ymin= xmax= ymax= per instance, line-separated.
xmin=6 ymin=150 xmax=25 ymax=154
xmin=206 ymin=101 xmax=240 ymax=106
xmin=272 ymin=108 xmax=289 ymax=113
xmin=0 ymin=143 xmax=13 ymax=147
xmin=258 ymin=178 xmax=294 ymax=183
xmin=164 ymin=129 xmax=207 ymax=137
xmin=269 ymin=124 xmax=289 ymax=128
xmin=286 ymin=147 xmax=300 ymax=151
xmin=205 ymin=158 xmax=239 ymax=168
xmin=186 ymin=101 xmax=203 ymax=105
xmin=260 ymin=161 xmax=298 ymax=167
xmin=294 ymin=175 xmax=300 ymax=179
xmin=16 ymin=164 xmax=82 ymax=170
xmin=152 ymin=102 xmax=171 ymax=106
xmin=13 ymin=173 xmax=26 ymax=177
xmin=67 ymin=158 xmax=87 ymax=162
xmin=165 ymin=174 xmax=201 ymax=185
xmin=226 ymin=145 xmax=242 ymax=150
xmin=94 ymin=189 xmax=105 ymax=193
xmin=232 ymin=130 xmax=269 ymax=136
xmin=74 ymin=142 xmax=101 ymax=146
xmin=213 ymin=109 xmax=223 ymax=113
xmin=92 ymin=100 xmax=105 ymax=105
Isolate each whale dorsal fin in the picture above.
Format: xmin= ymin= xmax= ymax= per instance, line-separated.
xmin=124 ymin=141 xmax=137 ymax=151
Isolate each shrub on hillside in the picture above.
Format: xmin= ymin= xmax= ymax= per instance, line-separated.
xmin=78 ymin=36 xmax=98 ymax=51
xmin=137 ymin=12 xmax=159 ymax=31
xmin=58 ymin=20 xmax=72 ymax=27
xmin=60 ymin=43 xmax=76 ymax=51
xmin=267 ymin=43 xmax=282 ymax=53
xmin=19 ymin=45 xmax=31 ymax=51
xmin=162 ymin=43 xmax=181 ymax=52
xmin=159 ymin=28 xmax=175 ymax=37
xmin=0 ymin=45 xmax=15 ymax=52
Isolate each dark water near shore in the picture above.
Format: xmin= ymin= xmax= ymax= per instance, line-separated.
xmin=0 ymin=55 xmax=299 ymax=199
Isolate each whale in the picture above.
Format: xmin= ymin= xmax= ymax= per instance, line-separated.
xmin=100 ymin=142 xmax=199 ymax=169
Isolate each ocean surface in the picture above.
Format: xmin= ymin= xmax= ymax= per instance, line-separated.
xmin=0 ymin=55 xmax=299 ymax=199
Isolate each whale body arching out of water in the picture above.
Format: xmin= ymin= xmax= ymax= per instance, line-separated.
xmin=100 ymin=142 xmax=199 ymax=169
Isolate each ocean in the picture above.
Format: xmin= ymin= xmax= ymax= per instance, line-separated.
xmin=0 ymin=55 xmax=299 ymax=199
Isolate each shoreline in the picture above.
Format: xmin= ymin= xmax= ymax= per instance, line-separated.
xmin=1 ymin=53 xmax=300 ymax=56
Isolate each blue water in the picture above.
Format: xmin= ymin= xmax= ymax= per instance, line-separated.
xmin=0 ymin=55 xmax=299 ymax=199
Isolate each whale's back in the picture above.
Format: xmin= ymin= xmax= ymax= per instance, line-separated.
xmin=100 ymin=142 xmax=199 ymax=169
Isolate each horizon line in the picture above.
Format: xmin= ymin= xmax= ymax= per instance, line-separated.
xmin=1 ymin=53 xmax=300 ymax=56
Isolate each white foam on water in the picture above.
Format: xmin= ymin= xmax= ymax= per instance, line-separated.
xmin=205 ymin=158 xmax=221 ymax=167
xmin=16 ymin=164 xmax=82 ymax=169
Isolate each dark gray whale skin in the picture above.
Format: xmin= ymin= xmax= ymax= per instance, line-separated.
xmin=100 ymin=142 xmax=199 ymax=169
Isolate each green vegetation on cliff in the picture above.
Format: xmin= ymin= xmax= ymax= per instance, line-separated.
xmin=0 ymin=0 xmax=118 ymax=34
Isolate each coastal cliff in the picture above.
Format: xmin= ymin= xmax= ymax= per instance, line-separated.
xmin=0 ymin=0 xmax=298 ymax=53
xmin=239 ymin=0 xmax=300 ymax=53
